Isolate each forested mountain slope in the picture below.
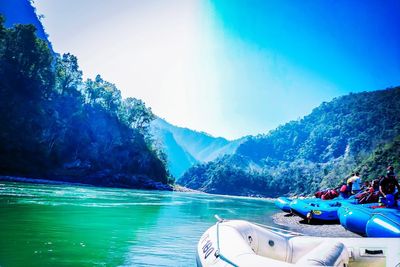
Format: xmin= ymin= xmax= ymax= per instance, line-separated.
xmin=356 ymin=135 xmax=400 ymax=181
xmin=0 ymin=15 xmax=170 ymax=189
xmin=151 ymin=121 xmax=198 ymax=179
xmin=151 ymin=118 xmax=245 ymax=178
xmin=180 ymin=87 xmax=400 ymax=197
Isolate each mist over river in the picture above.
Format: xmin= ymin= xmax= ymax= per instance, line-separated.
xmin=0 ymin=181 xmax=281 ymax=266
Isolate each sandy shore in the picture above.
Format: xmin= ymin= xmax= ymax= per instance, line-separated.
xmin=272 ymin=212 xmax=360 ymax=237
xmin=172 ymin=184 xmax=204 ymax=193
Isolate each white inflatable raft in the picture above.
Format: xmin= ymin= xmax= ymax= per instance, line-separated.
xmin=196 ymin=217 xmax=400 ymax=267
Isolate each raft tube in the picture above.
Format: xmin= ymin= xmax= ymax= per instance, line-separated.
xmin=338 ymin=203 xmax=379 ymax=235
xmin=196 ymin=218 xmax=400 ymax=267
xmin=275 ymin=197 xmax=293 ymax=213
xmin=366 ymin=212 xmax=400 ymax=238
xmin=290 ymin=198 xmax=353 ymax=222
xmin=339 ymin=204 xmax=399 ymax=236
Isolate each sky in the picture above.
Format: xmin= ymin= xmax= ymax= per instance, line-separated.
xmin=33 ymin=0 xmax=400 ymax=140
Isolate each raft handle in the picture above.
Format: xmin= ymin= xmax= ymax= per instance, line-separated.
xmin=214 ymin=214 xmax=225 ymax=222
xmin=364 ymin=249 xmax=383 ymax=255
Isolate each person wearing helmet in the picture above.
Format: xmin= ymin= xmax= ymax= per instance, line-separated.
xmin=379 ymin=166 xmax=400 ymax=207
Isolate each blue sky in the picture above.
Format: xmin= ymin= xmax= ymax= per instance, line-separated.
xmin=33 ymin=0 xmax=400 ymax=140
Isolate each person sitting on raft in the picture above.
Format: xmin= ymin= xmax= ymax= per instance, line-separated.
xmin=361 ymin=181 xmax=370 ymax=191
xmin=372 ymin=178 xmax=381 ymax=192
xmin=356 ymin=179 xmax=380 ymax=204
xmin=379 ymin=166 xmax=400 ymax=208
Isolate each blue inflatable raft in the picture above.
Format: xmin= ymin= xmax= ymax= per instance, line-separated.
xmin=339 ymin=203 xmax=399 ymax=236
xmin=274 ymin=197 xmax=293 ymax=212
xmin=366 ymin=212 xmax=400 ymax=237
xmin=289 ymin=198 xmax=350 ymax=222
xmin=338 ymin=203 xmax=380 ymax=236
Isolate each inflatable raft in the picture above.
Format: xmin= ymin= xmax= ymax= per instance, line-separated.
xmin=338 ymin=203 xmax=379 ymax=236
xmin=275 ymin=197 xmax=293 ymax=212
xmin=196 ymin=217 xmax=400 ymax=267
xmin=366 ymin=212 xmax=400 ymax=238
xmin=289 ymin=198 xmax=354 ymax=222
xmin=339 ymin=204 xmax=399 ymax=236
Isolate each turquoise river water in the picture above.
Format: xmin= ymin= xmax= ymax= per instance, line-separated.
xmin=0 ymin=181 xmax=283 ymax=266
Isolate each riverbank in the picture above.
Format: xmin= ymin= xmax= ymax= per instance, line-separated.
xmin=0 ymin=175 xmax=175 ymax=191
xmin=172 ymin=184 xmax=204 ymax=193
xmin=0 ymin=175 xmax=206 ymax=194
xmin=272 ymin=212 xmax=360 ymax=237
xmin=0 ymin=175 xmax=92 ymax=186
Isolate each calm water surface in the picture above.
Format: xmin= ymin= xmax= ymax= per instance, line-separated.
xmin=0 ymin=181 xmax=281 ymax=266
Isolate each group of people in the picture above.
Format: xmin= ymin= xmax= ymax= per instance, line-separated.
xmin=315 ymin=166 xmax=400 ymax=207
xmin=339 ymin=172 xmax=368 ymax=199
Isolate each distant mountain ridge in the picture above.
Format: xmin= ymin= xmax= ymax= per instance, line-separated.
xmin=151 ymin=118 xmax=245 ymax=179
xmin=5 ymin=1 xmax=398 ymax=197
xmin=180 ymin=87 xmax=400 ymax=197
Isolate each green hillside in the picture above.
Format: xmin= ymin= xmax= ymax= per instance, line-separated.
xmin=0 ymin=17 xmax=170 ymax=189
xmin=151 ymin=118 xmax=245 ymax=178
xmin=356 ymin=135 xmax=400 ymax=181
xmin=180 ymin=87 xmax=400 ymax=197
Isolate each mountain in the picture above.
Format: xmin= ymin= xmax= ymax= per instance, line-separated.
xmin=180 ymin=87 xmax=400 ymax=197
xmin=151 ymin=122 xmax=198 ymax=180
xmin=0 ymin=9 xmax=170 ymax=190
xmin=0 ymin=1 xmax=240 ymax=187
xmin=151 ymin=118 xmax=245 ymax=179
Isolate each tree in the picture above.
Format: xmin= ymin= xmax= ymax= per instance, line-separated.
xmin=55 ymin=53 xmax=82 ymax=96
xmin=0 ymin=23 xmax=54 ymax=100
xmin=84 ymin=75 xmax=122 ymax=114
xmin=121 ymin=97 xmax=155 ymax=134
xmin=0 ymin=21 xmax=54 ymax=176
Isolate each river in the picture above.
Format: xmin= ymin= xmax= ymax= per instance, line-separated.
xmin=0 ymin=181 xmax=282 ymax=266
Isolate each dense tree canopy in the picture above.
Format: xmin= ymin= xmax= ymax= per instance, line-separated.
xmin=180 ymin=87 xmax=400 ymax=197
xmin=0 ymin=17 xmax=170 ymax=189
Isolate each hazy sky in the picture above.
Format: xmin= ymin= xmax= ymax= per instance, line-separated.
xmin=34 ymin=0 xmax=400 ymax=140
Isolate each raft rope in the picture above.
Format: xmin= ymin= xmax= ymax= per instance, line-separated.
xmin=213 ymin=215 xmax=302 ymax=266
xmin=251 ymin=221 xmax=304 ymax=236
xmin=215 ymin=214 xmax=303 ymax=236
xmin=215 ymin=220 xmax=239 ymax=267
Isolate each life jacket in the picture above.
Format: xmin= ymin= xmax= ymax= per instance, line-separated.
xmin=366 ymin=191 xmax=380 ymax=203
xmin=321 ymin=189 xmax=339 ymax=200
xmin=340 ymin=184 xmax=347 ymax=192
xmin=314 ymin=190 xmax=328 ymax=198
